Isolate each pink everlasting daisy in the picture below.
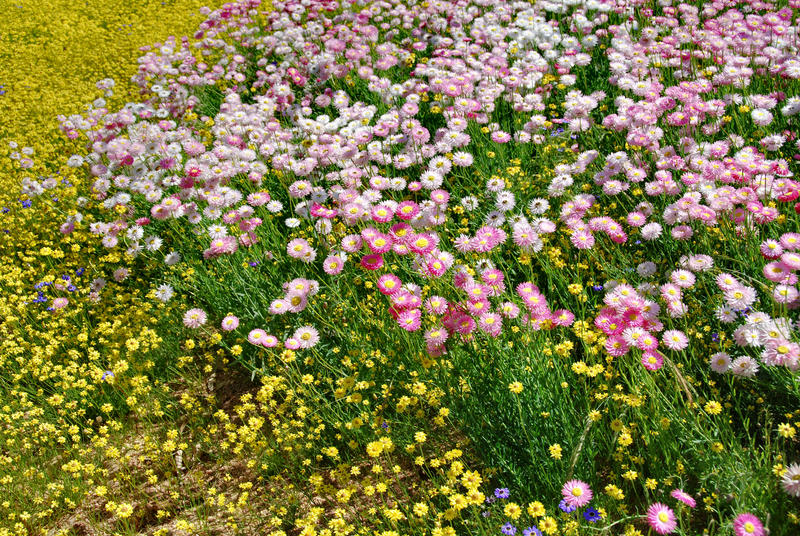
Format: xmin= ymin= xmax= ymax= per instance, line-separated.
xmin=221 ymin=315 xmax=239 ymax=331
xmin=670 ymin=489 xmax=696 ymax=508
xmin=424 ymin=295 xmax=448 ymax=315
xmin=732 ymin=513 xmax=764 ymax=536
xmin=323 ymin=254 xmax=345 ymax=275
xmin=662 ymin=330 xmax=689 ymax=351
xmin=646 ymin=503 xmax=677 ymax=534
xmin=561 ymin=480 xmax=593 ymax=508
xmin=424 ymin=326 xmax=449 ymax=346
xmin=293 ymin=326 xmax=320 ymax=349
xmin=248 ymin=329 xmax=267 ymax=346
xmin=377 ymin=273 xmax=402 ymax=295
xmin=641 ymin=352 xmax=664 ymax=371
xmin=183 ymin=308 xmax=207 ymax=329
xmin=360 ymin=254 xmax=384 ymax=270
xmin=397 ymin=309 xmax=422 ymax=332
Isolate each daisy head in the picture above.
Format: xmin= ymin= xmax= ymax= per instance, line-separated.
xmin=561 ymin=480 xmax=592 ymax=508
xmin=669 ymin=489 xmax=696 ymax=508
xmin=733 ymin=513 xmax=765 ymax=536
xmin=646 ymin=503 xmax=677 ymax=535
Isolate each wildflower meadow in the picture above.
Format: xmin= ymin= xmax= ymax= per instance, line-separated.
xmin=4 ymin=0 xmax=800 ymax=534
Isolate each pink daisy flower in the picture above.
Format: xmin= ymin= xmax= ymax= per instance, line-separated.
xmin=780 ymin=233 xmax=800 ymax=251
xmin=341 ymin=234 xmax=363 ymax=253
xmin=269 ymin=298 xmax=291 ymax=315
xmin=221 ymin=315 xmax=239 ymax=331
xmin=367 ymin=234 xmax=393 ymax=254
xmin=464 ymin=282 xmax=490 ymax=301
xmin=709 ymin=352 xmax=732 ymax=373
xmin=397 ymin=309 xmax=422 ymax=332
xmin=670 ymin=489 xmax=696 ymax=508
xmin=724 ymin=286 xmax=757 ymax=310
xmin=491 ymin=131 xmax=511 ymax=143
xmin=424 ymin=296 xmax=448 ymax=315
xmin=395 ymin=201 xmax=420 ymax=221
xmin=360 ymin=254 xmax=384 ymax=270
xmin=670 ymin=270 xmax=696 ymax=288
xmin=377 ymin=273 xmax=402 ymax=295
xmin=286 ymin=238 xmax=311 ymax=259
xmin=637 ymin=332 xmax=659 ymax=352
xmin=773 ymin=284 xmax=798 ymax=304
xmin=646 ymin=503 xmax=677 ymax=534
xmin=371 ymin=204 xmax=394 ymax=223
xmin=641 ymin=352 xmax=664 ymax=371
xmin=716 ymin=273 xmax=741 ymax=291
xmin=662 ymin=330 xmax=689 ymax=351
xmin=466 ymin=299 xmax=490 ymax=316
xmin=561 ymin=480 xmax=593 ymax=508
xmin=499 ymin=302 xmax=520 ymax=319
xmin=764 ymin=262 xmax=792 ymax=283
xmin=183 ymin=308 xmax=207 ymax=328
xmin=323 ymin=254 xmax=345 ymax=275
xmin=478 ymin=313 xmax=502 ymax=337
xmin=424 ymin=326 xmax=449 ymax=346
xmin=552 ymin=309 xmax=575 ymax=327
xmin=605 ymin=335 xmax=630 ymax=357
xmin=732 ymin=513 xmax=765 ymax=536
xmin=760 ymin=239 xmax=784 ymax=259
xmin=286 ymin=292 xmax=309 ymax=313
xmin=248 ymin=329 xmax=267 ymax=346
xmin=409 ymin=233 xmax=436 ymax=254
xmin=293 ymin=326 xmax=320 ymax=349
xmin=571 ymin=231 xmax=595 ymax=249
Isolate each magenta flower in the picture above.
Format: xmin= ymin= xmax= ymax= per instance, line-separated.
xmin=670 ymin=489 xmax=696 ymax=508
xmin=646 ymin=503 xmax=677 ymax=535
xmin=732 ymin=513 xmax=764 ymax=536
xmin=561 ymin=480 xmax=592 ymax=508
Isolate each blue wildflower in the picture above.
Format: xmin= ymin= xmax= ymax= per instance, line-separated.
xmin=523 ymin=527 xmax=542 ymax=536
xmin=501 ymin=522 xmax=517 ymax=536
xmin=558 ymin=499 xmax=576 ymax=513
xmin=494 ymin=488 xmax=510 ymax=499
xmin=583 ymin=507 xmax=601 ymax=523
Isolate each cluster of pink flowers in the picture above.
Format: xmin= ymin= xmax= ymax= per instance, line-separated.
xmin=375 ymin=265 xmax=571 ymax=357
xmin=595 ymin=284 xmax=666 ymax=370
xmin=269 ymin=278 xmax=319 ymax=316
